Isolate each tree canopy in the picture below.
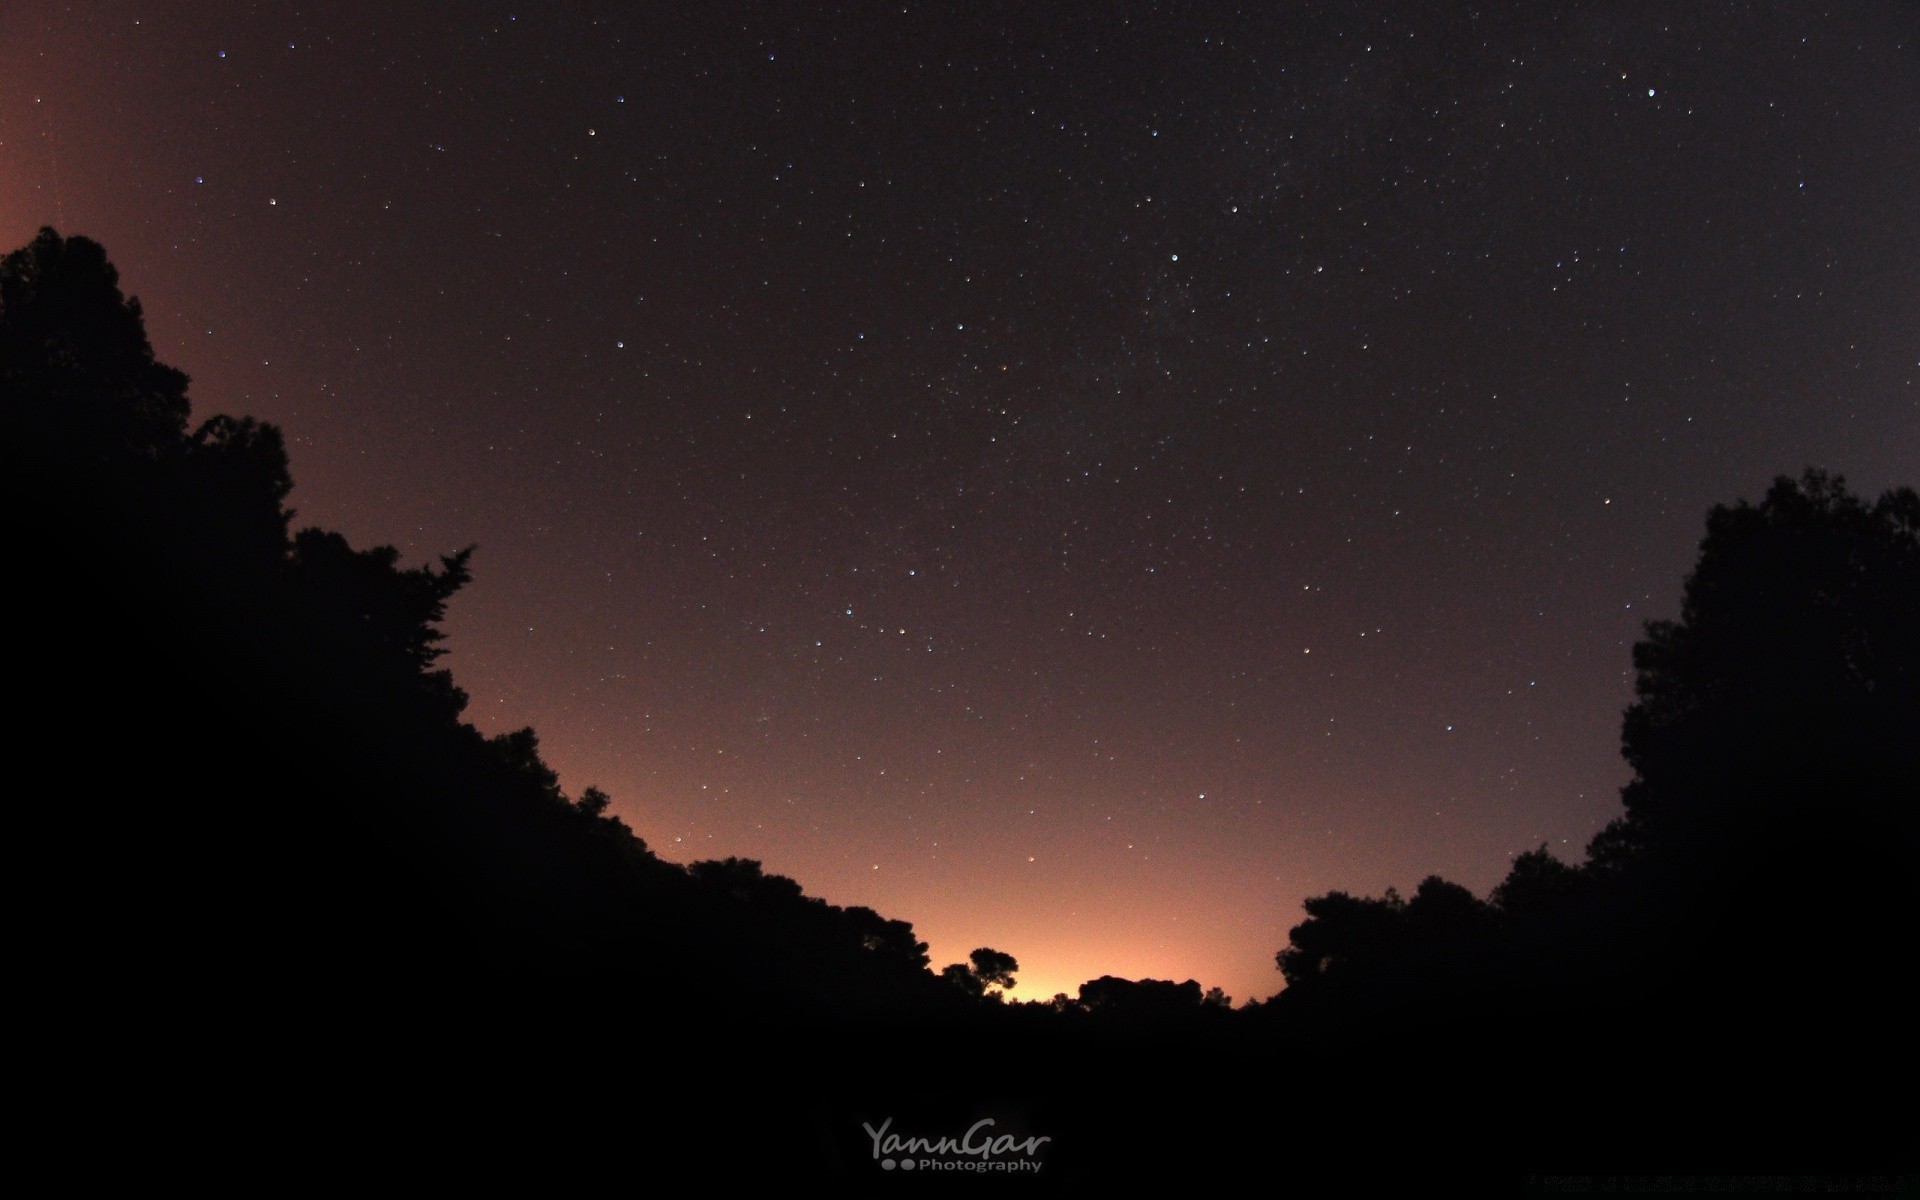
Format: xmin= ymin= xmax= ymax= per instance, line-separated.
xmin=1600 ymin=469 xmax=1920 ymax=870
xmin=2 ymin=228 xmax=959 ymax=1029
xmin=940 ymin=946 xmax=1020 ymax=998
xmin=1272 ymin=469 xmax=1920 ymax=1023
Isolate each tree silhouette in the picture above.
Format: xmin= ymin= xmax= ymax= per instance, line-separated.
xmin=941 ymin=962 xmax=987 ymax=997
xmin=968 ymin=947 xmax=1019 ymax=990
xmin=1487 ymin=844 xmax=1585 ymax=920
xmin=1076 ymin=975 xmax=1210 ymax=1018
xmin=1598 ymin=469 xmax=1919 ymax=872
xmin=3 ymin=228 xmax=969 ymax=1044
xmin=941 ymin=946 xmax=1019 ymax=997
xmin=1276 ymin=888 xmax=1409 ymax=988
xmin=1269 ymin=469 xmax=1918 ymax=1062
xmin=1276 ymin=875 xmax=1495 ymax=993
xmin=1 ymin=227 xmax=189 ymax=465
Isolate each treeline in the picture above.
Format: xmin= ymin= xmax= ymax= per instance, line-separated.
xmin=10 ymin=228 xmax=1914 ymax=1182
xmin=2 ymin=228 xmax=969 ymax=1035
xmin=3 ymin=227 xmax=1237 ymax=1037
xmin=1258 ymin=470 xmax=1918 ymax=1045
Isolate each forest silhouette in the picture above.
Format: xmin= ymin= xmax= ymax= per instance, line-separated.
xmin=7 ymin=228 xmax=1912 ymax=1188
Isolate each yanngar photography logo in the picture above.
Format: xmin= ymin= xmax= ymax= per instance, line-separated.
xmin=861 ymin=1115 xmax=1052 ymax=1174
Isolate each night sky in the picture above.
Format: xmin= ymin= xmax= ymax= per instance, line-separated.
xmin=4 ymin=2 xmax=1914 ymax=1005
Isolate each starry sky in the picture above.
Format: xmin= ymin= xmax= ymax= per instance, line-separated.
xmin=4 ymin=2 xmax=1915 ymax=1004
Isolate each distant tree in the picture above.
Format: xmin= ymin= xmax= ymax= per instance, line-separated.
xmin=969 ymin=947 xmax=1019 ymax=991
xmin=940 ymin=946 xmax=1019 ymax=998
